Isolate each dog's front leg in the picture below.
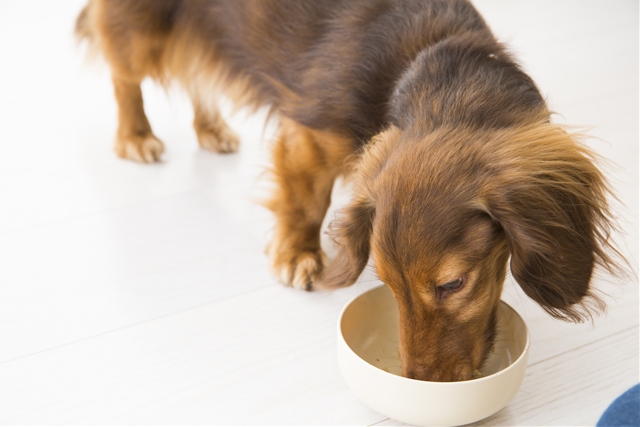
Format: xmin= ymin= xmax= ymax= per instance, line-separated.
xmin=266 ymin=119 xmax=352 ymax=290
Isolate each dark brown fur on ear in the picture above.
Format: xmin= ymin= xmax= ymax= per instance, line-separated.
xmin=481 ymin=121 xmax=623 ymax=322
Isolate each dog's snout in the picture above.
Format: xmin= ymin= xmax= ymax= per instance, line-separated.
xmin=403 ymin=361 xmax=474 ymax=382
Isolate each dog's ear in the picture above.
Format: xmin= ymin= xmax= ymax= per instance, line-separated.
xmin=482 ymin=123 xmax=622 ymax=322
xmin=314 ymin=199 xmax=375 ymax=290
xmin=314 ymin=126 xmax=400 ymax=290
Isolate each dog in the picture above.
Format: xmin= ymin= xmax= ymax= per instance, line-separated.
xmin=76 ymin=0 xmax=623 ymax=382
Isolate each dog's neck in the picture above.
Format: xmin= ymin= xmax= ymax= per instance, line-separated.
xmin=389 ymin=33 xmax=548 ymax=134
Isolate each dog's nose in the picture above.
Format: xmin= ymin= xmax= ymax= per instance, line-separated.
xmin=404 ymin=364 xmax=444 ymax=382
xmin=404 ymin=363 xmax=473 ymax=382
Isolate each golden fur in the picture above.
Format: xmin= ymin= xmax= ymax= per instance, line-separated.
xmin=77 ymin=0 xmax=624 ymax=382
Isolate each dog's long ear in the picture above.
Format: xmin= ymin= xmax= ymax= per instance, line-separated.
xmin=482 ymin=122 xmax=623 ymax=322
xmin=314 ymin=126 xmax=400 ymax=290
xmin=314 ymin=199 xmax=375 ymax=290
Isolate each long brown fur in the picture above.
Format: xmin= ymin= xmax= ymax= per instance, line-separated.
xmin=77 ymin=0 xmax=625 ymax=381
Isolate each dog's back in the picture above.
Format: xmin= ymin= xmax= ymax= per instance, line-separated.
xmin=78 ymin=0 xmax=492 ymax=140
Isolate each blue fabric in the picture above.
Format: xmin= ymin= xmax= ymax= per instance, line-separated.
xmin=597 ymin=384 xmax=640 ymax=427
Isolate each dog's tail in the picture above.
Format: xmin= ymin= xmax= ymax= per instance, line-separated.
xmin=74 ymin=2 xmax=93 ymax=44
xmin=75 ymin=2 xmax=102 ymax=62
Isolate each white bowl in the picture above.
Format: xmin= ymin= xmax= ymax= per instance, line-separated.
xmin=338 ymin=285 xmax=529 ymax=427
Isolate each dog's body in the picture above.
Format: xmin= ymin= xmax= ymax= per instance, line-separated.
xmin=78 ymin=0 xmax=622 ymax=381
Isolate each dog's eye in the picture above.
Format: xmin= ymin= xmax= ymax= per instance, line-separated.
xmin=438 ymin=277 xmax=464 ymax=292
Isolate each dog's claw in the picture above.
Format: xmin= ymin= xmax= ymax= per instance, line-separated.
xmin=269 ymin=247 xmax=327 ymax=291
xmin=196 ymin=127 xmax=240 ymax=154
xmin=115 ymin=134 xmax=165 ymax=163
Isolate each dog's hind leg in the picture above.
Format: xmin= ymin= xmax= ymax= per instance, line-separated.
xmin=266 ymin=118 xmax=354 ymax=290
xmin=191 ymin=95 xmax=240 ymax=154
xmin=112 ymin=77 xmax=165 ymax=163
xmin=87 ymin=0 xmax=171 ymax=162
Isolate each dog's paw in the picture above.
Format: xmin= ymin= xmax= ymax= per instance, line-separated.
xmin=115 ymin=134 xmax=165 ymax=163
xmin=268 ymin=246 xmax=328 ymax=291
xmin=196 ymin=126 xmax=240 ymax=154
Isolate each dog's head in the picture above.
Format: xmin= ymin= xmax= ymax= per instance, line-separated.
xmin=317 ymin=122 xmax=621 ymax=382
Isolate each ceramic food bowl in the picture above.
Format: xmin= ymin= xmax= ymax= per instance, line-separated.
xmin=338 ymin=285 xmax=529 ymax=427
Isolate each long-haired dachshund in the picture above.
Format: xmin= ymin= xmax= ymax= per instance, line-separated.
xmin=77 ymin=0 xmax=623 ymax=381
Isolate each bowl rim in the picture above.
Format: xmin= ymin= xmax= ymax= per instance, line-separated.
xmin=338 ymin=284 xmax=531 ymax=386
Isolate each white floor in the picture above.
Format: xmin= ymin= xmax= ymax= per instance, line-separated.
xmin=0 ymin=1 xmax=637 ymax=425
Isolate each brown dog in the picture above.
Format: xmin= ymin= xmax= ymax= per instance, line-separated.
xmin=77 ymin=0 xmax=623 ymax=381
